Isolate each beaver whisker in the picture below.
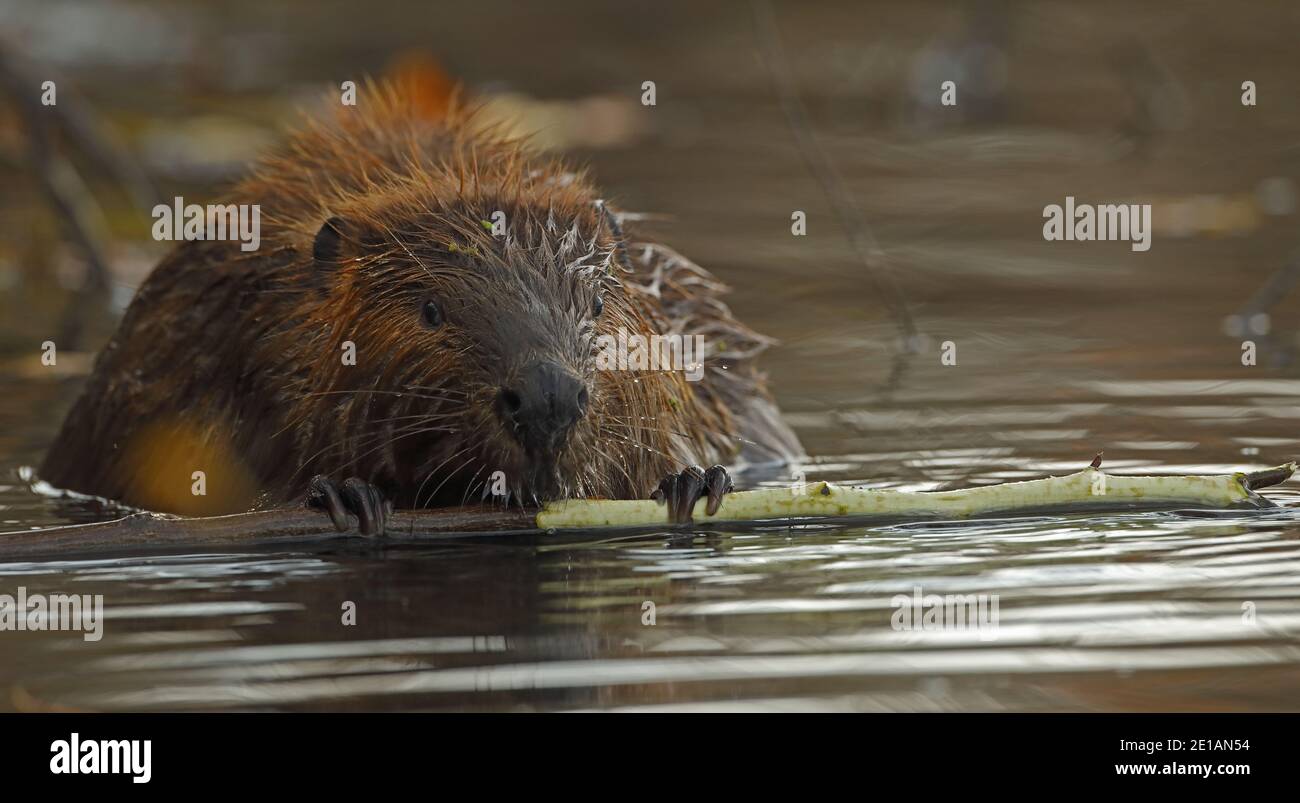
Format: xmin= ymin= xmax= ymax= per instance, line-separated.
xmin=299 ymin=389 xmax=461 ymax=403
xmin=597 ymin=419 xmax=692 ymax=441
xmin=600 ymin=412 xmax=738 ymax=443
xmin=365 ymin=412 xmax=463 ymax=426
xmin=293 ymin=427 xmax=394 ymax=474
xmin=586 ymin=449 xmax=634 ymax=498
xmin=599 ymin=419 xmax=699 ymax=441
xmin=420 ymin=449 xmax=483 ymax=509
xmin=402 ymin=384 xmax=467 ymax=395
xmin=598 ymin=432 xmax=676 ymax=463
xmin=458 ymin=464 xmax=488 ymax=509
xmin=602 ymin=426 xmax=730 ymax=454
xmin=294 ymin=419 xmax=457 ymax=479
xmin=413 ymin=441 xmax=481 ymax=509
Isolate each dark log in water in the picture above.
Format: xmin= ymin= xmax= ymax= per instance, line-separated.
xmin=0 ymin=506 xmax=538 ymax=558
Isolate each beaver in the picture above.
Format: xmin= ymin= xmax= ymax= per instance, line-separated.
xmin=39 ymin=83 xmax=803 ymax=534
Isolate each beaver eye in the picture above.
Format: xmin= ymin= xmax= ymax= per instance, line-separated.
xmin=592 ymin=294 xmax=604 ymax=317
xmin=421 ymin=299 xmax=444 ymax=328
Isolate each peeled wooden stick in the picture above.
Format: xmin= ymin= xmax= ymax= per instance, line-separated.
xmin=536 ymin=461 xmax=1296 ymax=530
xmin=0 ymin=461 xmax=1292 ymax=558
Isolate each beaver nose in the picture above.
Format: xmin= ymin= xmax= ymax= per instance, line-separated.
xmin=498 ymin=361 xmax=588 ymax=452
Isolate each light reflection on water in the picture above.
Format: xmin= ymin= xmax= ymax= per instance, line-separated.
xmin=1 ymin=498 xmax=1299 ymax=711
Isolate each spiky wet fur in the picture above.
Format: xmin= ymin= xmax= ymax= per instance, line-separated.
xmin=40 ymin=83 xmax=801 ymax=513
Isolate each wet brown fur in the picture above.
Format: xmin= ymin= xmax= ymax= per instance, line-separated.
xmin=40 ymin=82 xmax=801 ymax=513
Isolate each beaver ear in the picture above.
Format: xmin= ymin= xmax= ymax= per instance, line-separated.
xmin=312 ymin=216 xmax=349 ymax=270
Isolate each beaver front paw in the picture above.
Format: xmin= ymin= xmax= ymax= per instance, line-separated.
xmin=307 ymin=475 xmax=392 ymax=536
xmin=650 ymin=464 xmax=733 ymax=524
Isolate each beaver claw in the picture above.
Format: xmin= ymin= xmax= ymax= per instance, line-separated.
xmin=650 ymin=464 xmax=733 ymax=524
xmin=307 ymin=475 xmax=392 ymax=536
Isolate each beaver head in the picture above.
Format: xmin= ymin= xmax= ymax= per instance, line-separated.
xmin=281 ymin=188 xmax=650 ymax=507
